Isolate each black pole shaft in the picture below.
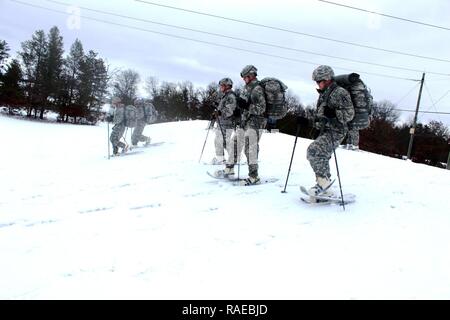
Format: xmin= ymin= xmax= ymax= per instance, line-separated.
xmin=332 ymin=147 xmax=345 ymax=211
xmin=107 ymin=121 xmax=110 ymax=160
xmin=329 ymin=129 xmax=345 ymax=211
xmin=281 ymin=124 xmax=300 ymax=193
xmin=199 ymin=120 xmax=213 ymax=163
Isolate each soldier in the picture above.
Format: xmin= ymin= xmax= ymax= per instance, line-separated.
xmin=307 ymin=65 xmax=354 ymax=198
xmin=211 ymin=78 xmax=238 ymax=165
xmin=109 ymin=97 xmax=129 ymax=155
xmin=132 ymin=98 xmax=154 ymax=147
xmin=217 ymin=65 xmax=266 ymax=185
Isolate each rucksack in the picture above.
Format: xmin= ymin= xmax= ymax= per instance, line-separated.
xmin=123 ymin=104 xmax=138 ymax=128
xmin=259 ymin=77 xmax=288 ymax=120
xmin=334 ymin=73 xmax=373 ymax=130
xmin=145 ymin=103 xmax=157 ymax=124
xmin=136 ymin=103 xmax=156 ymax=124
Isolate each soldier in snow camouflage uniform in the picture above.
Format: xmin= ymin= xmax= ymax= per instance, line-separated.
xmin=211 ymin=78 xmax=237 ymax=165
xmin=219 ymin=65 xmax=266 ymax=185
xmin=307 ymin=65 xmax=354 ymax=197
xmin=109 ymin=97 xmax=128 ymax=155
xmin=131 ymin=98 xmax=154 ymax=147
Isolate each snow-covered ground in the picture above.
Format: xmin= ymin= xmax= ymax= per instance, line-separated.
xmin=0 ymin=114 xmax=449 ymax=299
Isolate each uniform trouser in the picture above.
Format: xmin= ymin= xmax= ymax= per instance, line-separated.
xmin=347 ymin=128 xmax=360 ymax=146
xmin=214 ymin=121 xmax=234 ymax=157
xmin=307 ymin=128 xmax=347 ymax=179
xmin=132 ymin=121 xmax=148 ymax=145
xmin=227 ymin=122 xmax=265 ymax=178
xmin=110 ymin=123 xmax=126 ymax=150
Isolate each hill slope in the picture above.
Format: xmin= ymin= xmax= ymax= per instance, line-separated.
xmin=0 ymin=115 xmax=449 ymax=299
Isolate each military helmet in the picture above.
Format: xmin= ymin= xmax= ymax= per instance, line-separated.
xmin=240 ymin=65 xmax=258 ymax=78
xmin=312 ymin=65 xmax=335 ymax=81
xmin=111 ymin=96 xmax=121 ymax=104
xmin=218 ymin=77 xmax=233 ymax=87
xmin=134 ymin=98 xmax=145 ymax=106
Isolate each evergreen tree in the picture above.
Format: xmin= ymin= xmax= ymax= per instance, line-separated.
xmin=0 ymin=39 xmax=10 ymax=76
xmin=18 ymin=30 xmax=48 ymax=117
xmin=78 ymin=50 xmax=109 ymax=122
xmin=61 ymin=39 xmax=84 ymax=122
xmin=44 ymin=26 xmax=64 ymax=117
xmin=0 ymin=59 xmax=24 ymax=114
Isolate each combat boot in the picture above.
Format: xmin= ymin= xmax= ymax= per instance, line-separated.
xmin=308 ymin=176 xmax=334 ymax=197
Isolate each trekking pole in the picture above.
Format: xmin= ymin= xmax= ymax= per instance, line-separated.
xmin=199 ymin=119 xmax=213 ymax=163
xmin=281 ymin=122 xmax=301 ymax=193
xmin=329 ymin=127 xmax=346 ymax=211
xmin=107 ymin=121 xmax=110 ymax=160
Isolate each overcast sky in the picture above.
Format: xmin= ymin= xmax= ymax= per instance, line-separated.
xmin=1 ymin=0 xmax=449 ymax=125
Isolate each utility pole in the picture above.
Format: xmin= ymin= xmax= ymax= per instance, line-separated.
xmin=447 ymin=150 xmax=450 ymax=170
xmin=407 ymin=73 xmax=426 ymax=160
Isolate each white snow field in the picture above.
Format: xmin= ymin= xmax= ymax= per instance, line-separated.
xmin=0 ymin=115 xmax=449 ymax=299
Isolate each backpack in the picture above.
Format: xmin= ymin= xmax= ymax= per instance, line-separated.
xmin=144 ymin=103 xmax=156 ymax=124
xmin=124 ymin=104 xmax=138 ymax=128
xmin=334 ymin=73 xmax=373 ymax=130
xmin=259 ymin=77 xmax=288 ymax=121
xmin=136 ymin=103 xmax=156 ymax=124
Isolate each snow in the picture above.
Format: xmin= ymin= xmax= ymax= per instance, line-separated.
xmin=0 ymin=114 xmax=449 ymax=299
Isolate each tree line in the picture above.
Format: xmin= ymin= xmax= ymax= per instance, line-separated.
xmin=0 ymin=27 xmax=109 ymax=123
xmin=0 ymin=27 xmax=449 ymax=168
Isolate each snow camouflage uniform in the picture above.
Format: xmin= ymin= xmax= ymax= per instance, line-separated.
xmin=307 ymin=66 xmax=354 ymax=183
xmin=110 ymin=99 xmax=128 ymax=154
xmin=230 ymin=66 xmax=267 ymax=180
xmin=214 ymin=85 xmax=237 ymax=163
xmin=132 ymin=100 xmax=155 ymax=146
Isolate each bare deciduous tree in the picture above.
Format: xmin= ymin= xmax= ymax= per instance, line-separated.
xmin=112 ymin=69 xmax=140 ymax=105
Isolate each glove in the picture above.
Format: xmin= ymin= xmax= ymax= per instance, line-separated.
xmin=296 ymin=116 xmax=309 ymax=126
xmin=237 ymin=96 xmax=249 ymax=110
xmin=232 ymin=107 xmax=241 ymax=118
xmin=323 ymin=105 xmax=336 ymax=118
xmin=315 ymin=116 xmax=340 ymax=128
xmin=106 ymin=114 xmax=114 ymax=122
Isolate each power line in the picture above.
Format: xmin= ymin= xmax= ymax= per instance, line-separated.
xmin=394 ymin=82 xmax=420 ymax=106
xmin=424 ymin=83 xmax=443 ymax=122
xmin=395 ymin=109 xmax=450 ymax=115
xmin=9 ymin=0 xmax=420 ymax=82
xmin=430 ymin=88 xmax=450 ymax=106
xmin=395 ymin=87 xmax=450 ymax=117
xmin=134 ymin=0 xmax=450 ymax=63
xmin=41 ymin=0 xmax=450 ymax=77
xmin=318 ymin=0 xmax=450 ymax=31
